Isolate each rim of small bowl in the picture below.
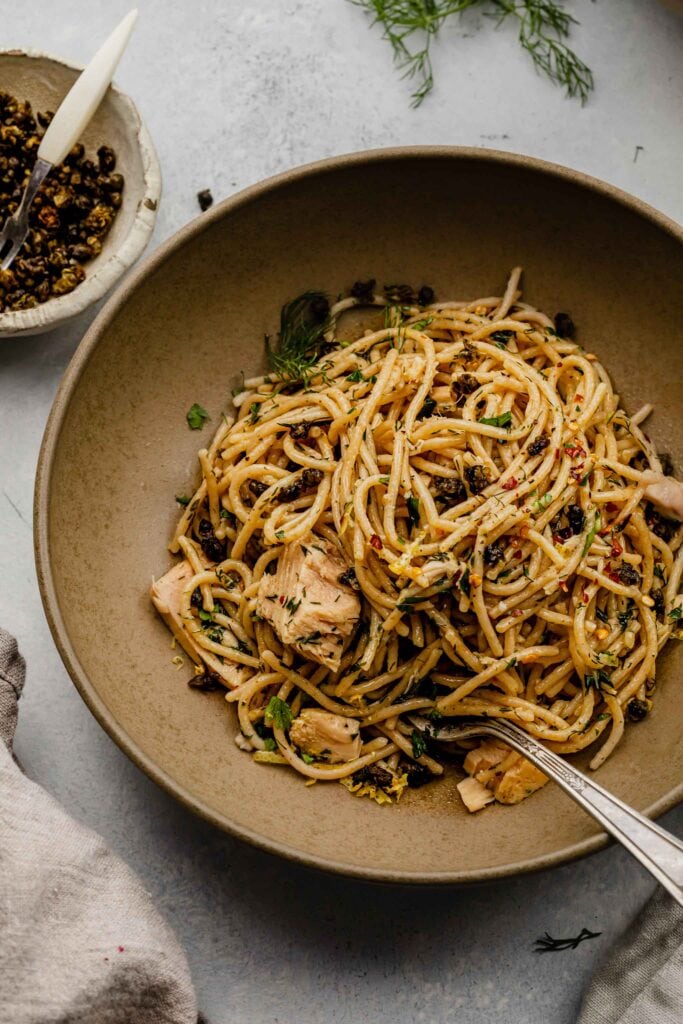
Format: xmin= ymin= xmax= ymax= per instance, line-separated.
xmin=35 ymin=145 xmax=683 ymax=884
xmin=0 ymin=48 xmax=161 ymax=336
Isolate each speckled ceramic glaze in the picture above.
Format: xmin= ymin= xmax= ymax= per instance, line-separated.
xmin=0 ymin=50 xmax=161 ymax=337
xmin=35 ymin=148 xmax=683 ymax=883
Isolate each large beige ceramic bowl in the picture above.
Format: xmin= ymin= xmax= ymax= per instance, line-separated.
xmin=35 ymin=149 xmax=683 ymax=883
xmin=0 ymin=50 xmax=160 ymax=337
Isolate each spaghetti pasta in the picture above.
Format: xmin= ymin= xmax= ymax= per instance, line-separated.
xmin=152 ymin=270 xmax=683 ymax=811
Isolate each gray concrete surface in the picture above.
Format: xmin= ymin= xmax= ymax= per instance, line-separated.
xmin=1 ymin=2 xmax=682 ymax=1022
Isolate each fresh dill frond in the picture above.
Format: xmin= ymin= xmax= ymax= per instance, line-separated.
xmin=350 ymin=0 xmax=593 ymax=106
xmin=266 ymin=291 xmax=331 ymax=388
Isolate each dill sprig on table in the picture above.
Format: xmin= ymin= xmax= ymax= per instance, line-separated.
xmin=533 ymin=926 xmax=602 ymax=952
xmin=350 ymin=0 xmax=594 ymax=106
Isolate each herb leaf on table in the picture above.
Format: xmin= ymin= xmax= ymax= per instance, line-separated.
xmin=350 ymin=0 xmax=594 ymax=106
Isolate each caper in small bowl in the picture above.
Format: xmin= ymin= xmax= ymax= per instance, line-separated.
xmin=0 ymin=49 xmax=161 ymax=337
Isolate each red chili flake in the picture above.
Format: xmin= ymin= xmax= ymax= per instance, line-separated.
xmin=370 ymin=533 xmax=383 ymax=550
xmin=564 ymin=444 xmax=586 ymax=459
xmin=558 ymin=580 xmax=569 ymax=592
xmin=575 ymin=394 xmax=584 ymax=402
xmin=510 ymin=609 xmax=523 ymax=618
xmin=502 ymin=477 xmax=518 ymax=491
xmin=117 ymin=946 xmax=125 ymax=953
xmin=452 ymin=569 xmax=462 ymax=585
xmin=605 ymin=566 xmax=621 ymax=583
xmin=553 ymin=533 xmax=563 ymax=545
xmin=278 ymin=595 xmax=285 ymax=605
xmin=514 ymin=550 xmax=523 ymax=560
xmin=554 ymin=448 xmax=560 ymax=461
xmin=610 ymin=541 xmax=623 ymax=558
xmin=581 ymin=590 xmax=589 ymax=604
xmin=606 ymin=502 xmax=618 ymax=513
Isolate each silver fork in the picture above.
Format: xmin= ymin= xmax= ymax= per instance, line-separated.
xmin=410 ymin=714 xmax=683 ymax=906
xmin=0 ymin=10 xmax=137 ymax=271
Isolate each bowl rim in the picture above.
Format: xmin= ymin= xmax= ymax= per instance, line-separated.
xmin=34 ymin=145 xmax=683 ymax=884
xmin=0 ymin=47 xmax=161 ymax=336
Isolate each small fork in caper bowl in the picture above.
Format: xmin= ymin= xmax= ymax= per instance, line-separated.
xmin=0 ymin=49 xmax=160 ymax=337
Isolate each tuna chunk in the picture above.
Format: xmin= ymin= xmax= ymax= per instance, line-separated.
xmin=457 ymin=776 xmax=495 ymax=812
xmin=463 ymin=739 xmax=509 ymax=776
xmin=151 ymin=559 xmax=249 ymax=687
xmin=256 ymin=537 xmax=361 ymax=672
xmin=457 ymin=739 xmax=549 ymax=812
xmin=644 ymin=475 xmax=683 ymax=520
xmin=289 ymin=709 xmax=362 ymax=763
xmin=493 ymin=756 xmax=548 ymax=804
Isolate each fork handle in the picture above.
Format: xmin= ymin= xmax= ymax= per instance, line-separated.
xmin=473 ymin=719 xmax=683 ymax=906
xmin=38 ymin=10 xmax=137 ymax=166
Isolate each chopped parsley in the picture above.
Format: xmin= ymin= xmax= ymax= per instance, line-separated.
xmin=582 ymin=512 xmax=601 ymax=557
xmin=410 ymin=729 xmax=427 ymax=759
xmin=264 ymin=696 xmax=293 ymax=731
xmin=479 ymin=411 xmax=512 ymax=429
xmin=406 ymin=494 xmax=420 ymax=529
xmin=584 ymin=669 xmax=612 ymax=692
xmin=248 ymin=402 xmax=261 ymax=424
xmin=617 ymin=607 xmax=634 ymax=631
xmin=347 ymin=368 xmax=364 ymax=382
xmin=669 ymin=607 xmax=682 ymax=622
xmin=186 ymin=403 xmax=209 ymax=430
xmin=175 ymin=495 xmax=191 ymax=506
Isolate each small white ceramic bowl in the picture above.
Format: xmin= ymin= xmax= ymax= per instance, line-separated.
xmin=0 ymin=49 xmax=161 ymax=337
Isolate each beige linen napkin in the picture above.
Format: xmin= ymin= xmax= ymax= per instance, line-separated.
xmin=577 ymin=888 xmax=683 ymax=1024
xmin=0 ymin=627 xmax=197 ymax=1024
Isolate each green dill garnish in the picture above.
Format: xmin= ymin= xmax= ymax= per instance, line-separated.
xmin=653 ymin=565 xmax=665 ymax=581
xmin=186 ymin=403 xmax=209 ymax=430
xmin=198 ymin=608 xmax=212 ymax=623
xmin=266 ymin=291 xmax=331 ymax=387
xmin=264 ymin=696 xmax=293 ymax=731
xmin=301 ymin=752 xmax=315 ymax=764
xmin=479 ymin=411 xmax=512 ymax=429
xmin=284 ymin=596 xmax=302 ymax=616
xmin=396 ymin=594 xmax=424 ymax=611
xmin=506 ymin=657 xmax=517 ymax=669
xmin=248 ymin=402 xmax=261 ymax=424
xmin=582 ymin=511 xmax=601 ymax=556
xmin=175 ymin=495 xmax=191 ymax=507
xmin=263 ymin=738 xmax=277 ymax=752
xmin=410 ymin=729 xmax=428 ymax=759
xmin=347 ymin=368 xmax=365 ymax=382
xmin=491 ymin=330 xmax=514 ymax=345
xmin=584 ymin=669 xmax=613 ymax=693
xmin=351 ymin=0 xmax=593 ymax=107
xmin=406 ymin=494 xmax=420 ymax=529
xmin=595 ymin=608 xmax=609 ymax=624
xmin=669 ymin=607 xmax=682 ymax=622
